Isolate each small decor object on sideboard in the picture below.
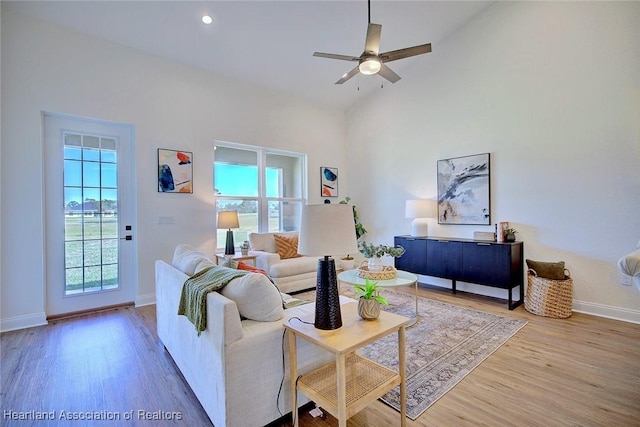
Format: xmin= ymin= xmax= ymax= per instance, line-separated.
xmin=354 ymin=279 xmax=389 ymax=320
xmin=504 ymin=227 xmax=518 ymax=242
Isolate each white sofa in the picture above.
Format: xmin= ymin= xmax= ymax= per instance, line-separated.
xmin=156 ymin=245 xmax=350 ymax=427
xmin=248 ymin=231 xmax=321 ymax=294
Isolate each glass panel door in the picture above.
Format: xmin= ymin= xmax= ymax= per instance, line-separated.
xmin=63 ymin=132 xmax=119 ymax=294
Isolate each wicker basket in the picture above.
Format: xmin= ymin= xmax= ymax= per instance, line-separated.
xmin=357 ymin=261 xmax=397 ymax=280
xmin=525 ymin=268 xmax=573 ymax=318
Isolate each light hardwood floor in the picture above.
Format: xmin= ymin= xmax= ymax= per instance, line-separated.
xmin=1 ymin=285 xmax=639 ymax=427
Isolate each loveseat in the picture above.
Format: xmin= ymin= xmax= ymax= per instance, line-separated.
xmin=156 ymin=244 xmax=350 ymax=427
xmin=248 ymin=231 xmax=322 ymax=293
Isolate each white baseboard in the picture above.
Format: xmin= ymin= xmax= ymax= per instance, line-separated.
xmin=0 ymin=312 xmax=48 ymax=333
xmin=135 ymin=293 xmax=156 ymax=307
xmin=419 ymin=276 xmax=640 ymax=324
xmin=573 ymin=300 xmax=640 ymax=324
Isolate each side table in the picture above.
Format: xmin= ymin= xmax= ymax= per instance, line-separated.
xmin=284 ymin=302 xmax=409 ymax=427
xmin=214 ymin=252 xmax=257 ymax=267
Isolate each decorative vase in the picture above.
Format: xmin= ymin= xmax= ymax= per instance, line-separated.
xmin=367 ymin=256 xmax=383 ymax=272
xmin=341 ymin=259 xmax=355 ymax=270
xmin=505 ymin=233 xmax=516 ymax=242
xmin=357 ymin=297 xmax=381 ymax=320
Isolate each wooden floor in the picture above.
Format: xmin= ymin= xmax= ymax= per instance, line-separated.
xmin=1 ymin=285 xmax=639 ymax=427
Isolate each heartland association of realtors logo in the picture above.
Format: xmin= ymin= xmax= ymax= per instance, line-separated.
xmin=3 ymin=409 xmax=183 ymax=421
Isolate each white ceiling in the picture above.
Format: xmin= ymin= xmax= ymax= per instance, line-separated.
xmin=4 ymin=1 xmax=493 ymax=110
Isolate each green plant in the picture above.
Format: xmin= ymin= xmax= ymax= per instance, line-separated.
xmin=353 ymin=279 xmax=389 ymax=305
xmin=504 ymin=228 xmax=518 ymax=235
xmin=358 ymin=241 xmax=405 ymax=258
xmin=339 ymin=197 xmax=367 ymax=240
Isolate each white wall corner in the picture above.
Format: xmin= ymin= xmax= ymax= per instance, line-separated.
xmin=135 ymin=293 xmax=156 ymax=307
xmin=0 ymin=313 xmax=48 ymax=333
xmin=572 ymin=300 xmax=640 ymax=325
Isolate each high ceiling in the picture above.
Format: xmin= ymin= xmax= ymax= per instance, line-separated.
xmin=3 ymin=1 xmax=493 ymax=110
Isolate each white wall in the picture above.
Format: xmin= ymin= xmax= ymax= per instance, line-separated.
xmin=346 ymin=1 xmax=640 ymax=321
xmin=0 ymin=10 xmax=346 ymax=331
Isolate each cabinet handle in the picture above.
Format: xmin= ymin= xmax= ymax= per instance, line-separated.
xmin=477 ymin=243 xmax=491 ymax=246
xmin=437 ymin=240 xmax=449 ymax=243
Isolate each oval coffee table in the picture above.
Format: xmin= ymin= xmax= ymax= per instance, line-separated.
xmin=337 ymin=269 xmax=419 ymax=326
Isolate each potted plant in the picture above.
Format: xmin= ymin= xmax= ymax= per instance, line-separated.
xmin=358 ymin=241 xmax=405 ymax=272
xmin=240 ymin=241 xmax=250 ymax=255
xmin=340 ymin=254 xmax=355 ymax=270
xmin=504 ymin=228 xmax=518 ymax=242
xmin=339 ymin=197 xmax=367 ymax=240
xmin=354 ymin=279 xmax=389 ymax=320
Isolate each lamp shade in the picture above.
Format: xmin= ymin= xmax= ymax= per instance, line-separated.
xmin=405 ymin=199 xmax=436 ymax=219
xmin=217 ymin=211 xmax=239 ymax=229
xmin=298 ymin=204 xmax=358 ymax=256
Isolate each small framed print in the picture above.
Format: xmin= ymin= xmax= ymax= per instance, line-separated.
xmin=320 ymin=166 xmax=338 ymax=197
xmin=158 ymin=149 xmax=193 ymax=193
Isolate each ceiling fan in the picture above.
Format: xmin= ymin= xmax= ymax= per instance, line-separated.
xmin=313 ymin=0 xmax=432 ymax=84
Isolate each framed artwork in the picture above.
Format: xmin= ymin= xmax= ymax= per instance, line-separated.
xmin=320 ymin=166 xmax=338 ymax=197
xmin=158 ymin=149 xmax=193 ymax=193
xmin=437 ymin=153 xmax=490 ymax=225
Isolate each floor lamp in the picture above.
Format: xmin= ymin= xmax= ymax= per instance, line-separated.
xmin=217 ymin=211 xmax=239 ymax=255
xmin=298 ymin=204 xmax=358 ymax=330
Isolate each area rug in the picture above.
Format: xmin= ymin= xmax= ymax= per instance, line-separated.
xmin=294 ymin=288 xmax=527 ymax=420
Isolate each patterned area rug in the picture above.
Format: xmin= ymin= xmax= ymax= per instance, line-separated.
xmin=294 ymin=288 xmax=527 ymax=420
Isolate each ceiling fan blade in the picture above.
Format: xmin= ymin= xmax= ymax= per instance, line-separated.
xmin=363 ymin=23 xmax=382 ymax=55
xmin=313 ymin=52 xmax=360 ymax=62
xmin=377 ymin=63 xmax=401 ymax=83
xmin=380 ymin=43 xmax=432 ymax=63
xmin=335 ymin=66 xmax=360 ymax=84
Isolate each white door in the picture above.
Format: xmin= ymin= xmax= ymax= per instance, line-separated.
xmin=44 ymin=113 xmax=136 ymax=316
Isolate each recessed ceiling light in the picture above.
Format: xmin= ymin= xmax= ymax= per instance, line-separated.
xmin=202 ymin=15 xmax=213 ymax=25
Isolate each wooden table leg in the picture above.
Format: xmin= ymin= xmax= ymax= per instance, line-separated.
xmin=288 ymin=331 xmax=299 ymax=427
xmin=336 ymin=354 xmax=347 ymax=427
xmin=399 ymin=326 xmax=407 ymax=427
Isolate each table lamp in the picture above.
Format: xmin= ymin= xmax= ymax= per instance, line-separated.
xmin=405 ymin=199 xmax=436 ymax=237
xmin=298 ymin=204 xmax=358 ymax=330
xmin=217 ymin=211 xmax=239 ymax=255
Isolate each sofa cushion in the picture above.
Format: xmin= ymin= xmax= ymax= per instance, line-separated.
xmin=269 ymin=256 xmax=319 ymax=278
xmin=274 ymin=234 xmax=301 ymax=259
xmin=526 ymin=259 xmax=566 ymax=280
xmin=172 ymin=244 xmax=210 ymax=276
xmin=220 ymin=273 xmax=284 ymax=321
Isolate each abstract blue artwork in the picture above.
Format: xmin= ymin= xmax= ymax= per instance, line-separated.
xmin=437 ymin=153 xmax=490 ymax=225
xmin=158 ymin=149 xmax=193 ymax=193
xmin=321 ymin=166 xmax=338 ymax=197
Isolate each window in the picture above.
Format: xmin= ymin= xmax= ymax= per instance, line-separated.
xmin=214 ymin=143 xmax=306 ymax=250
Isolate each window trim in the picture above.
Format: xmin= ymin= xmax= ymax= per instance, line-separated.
xmin=214 ymin=140 xmax=307 ymax=235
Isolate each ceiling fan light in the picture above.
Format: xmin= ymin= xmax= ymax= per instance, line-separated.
xmin=359 ymin=58 xmax=381 ymax=75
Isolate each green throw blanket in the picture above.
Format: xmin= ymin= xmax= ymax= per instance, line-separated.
xmin=177 ymin=266 xmax=249 ymax=335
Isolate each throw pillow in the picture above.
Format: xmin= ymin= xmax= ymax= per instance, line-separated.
xmin=274 ymin=234 xmax=300 ymax=260
xmin=236 ymin=261 xmax=269 ymax=277
xmin=526 ymin=259 xmax=566 ymax=280
xmin=172 ymin=244 xmax=210 ymax=276
xmin=220 ymin=274 xmax=284 ymax=321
